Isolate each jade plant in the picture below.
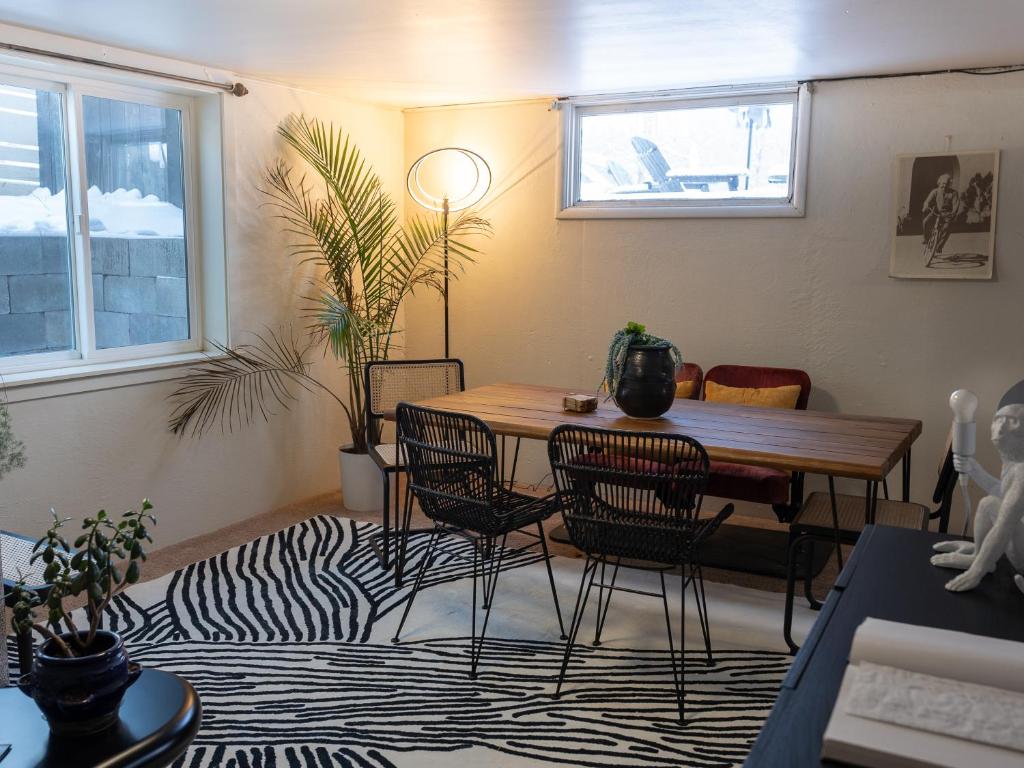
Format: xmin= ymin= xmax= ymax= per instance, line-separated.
xmin=601 ymin=321 xmax=682 ymax=399
xmin=10 ymin=501 xmax=156 ymax=658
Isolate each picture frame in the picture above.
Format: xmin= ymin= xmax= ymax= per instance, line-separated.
xmin=890 ymin=150 xmax=998 ymax=279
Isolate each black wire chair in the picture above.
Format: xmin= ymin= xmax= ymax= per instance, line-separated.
xmin=547 ymin=424 xmax=735 ymax=723
xmin=364 ymin=359 xmax=464 ymax=585
xmin=391 ymin=403 xmax=567 ymax=677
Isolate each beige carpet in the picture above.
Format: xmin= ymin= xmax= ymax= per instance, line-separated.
xmin=143 ymin=486 xmax=846 ymax=598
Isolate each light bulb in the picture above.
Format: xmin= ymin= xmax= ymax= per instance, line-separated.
xmin=949 ymin=389 xmax=978 ymax=423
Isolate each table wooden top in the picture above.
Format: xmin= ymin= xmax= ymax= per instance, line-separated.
xmin=395 ymin=383 xmax=922 ymax=480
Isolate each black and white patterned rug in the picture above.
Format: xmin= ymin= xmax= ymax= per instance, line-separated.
xmin=15 ymin=516 xmax=794 ymax=767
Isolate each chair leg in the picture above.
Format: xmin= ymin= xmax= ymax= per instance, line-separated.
xmin=593 ymin=558 xmax=620 ymax=647
xmin=691 ymin=562 xmax=713 ymax=665
xmin=555 ymin=556 xmax=598 ymax=699
xmin=380 ymin=472 xmax=392 ymax=571
xmin=391 ymin=526 xmax=441 ymax=644
xmin=592 ymin=558 xmax=607 ymax=645
xmin=470 ymin=533 xmax=508 ymax=678
xmin=660 ymin=570 xmax=685 ymax=723
xmin=784 ymin=534 xmax=804 ymax=654
xmin=803 ymin=539 xmax=822 ymax=610
xmin=395 ymin=479 xmax=415 ymax=588
xmin=536 ymin=523 xmax=567 ymax=640
xmin=479 ymin=536 xmax=496 ymax=610
xmin=392 ymin=468 xmax=402 ymax=558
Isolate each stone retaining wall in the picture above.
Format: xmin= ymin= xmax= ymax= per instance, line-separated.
xmin=0 ymin=235 xmax=187 ymax=356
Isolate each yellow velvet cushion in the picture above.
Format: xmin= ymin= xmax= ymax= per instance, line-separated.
xmin=704 ymin=381 xmax=801 ymax=409
xmin=675 ymin=380 xmax=697 ymax=399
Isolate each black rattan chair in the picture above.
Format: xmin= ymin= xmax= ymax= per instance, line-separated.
xmin=364 ymin=359 xmax=464 ymax=583
xmin=3 ymin=530 xmax=71 ymax=676
xmin=391 ymin=403 xmax=566 ymax=677
xmin=547 ymin=425 xmax=735 ymax=723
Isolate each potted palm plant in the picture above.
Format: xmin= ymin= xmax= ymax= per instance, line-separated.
xmin=10 ymin=501 xmax=155 ymax=734
xmin=0 ymin=385 xmax=27 ymax=686
xmin=602 ymin=321 xmax=682 ymax=419
xmin=168 ymin=115 xmax=490 ymax=511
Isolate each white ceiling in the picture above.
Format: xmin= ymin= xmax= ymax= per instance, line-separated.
xmin=1 ymin=1 xmax=1023 ymax=108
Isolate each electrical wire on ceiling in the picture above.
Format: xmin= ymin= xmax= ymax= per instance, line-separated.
xmin=802 ymin=64 xmax=1024 ymax=86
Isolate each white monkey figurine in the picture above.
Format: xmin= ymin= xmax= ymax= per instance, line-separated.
xmin=931 ymin=381 xmax=1024 ymax=594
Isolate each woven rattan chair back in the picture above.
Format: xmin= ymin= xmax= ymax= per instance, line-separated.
xmin=366 ymin=359 xmax=464 ymax=420
xmin=396 ymin=402 xmax=503 ymax=532
xmin=548 ymin=425 xmax=711 ymax=564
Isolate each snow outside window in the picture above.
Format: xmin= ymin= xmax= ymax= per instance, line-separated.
xmin=0 ymin=74 xmax=200 ymax=372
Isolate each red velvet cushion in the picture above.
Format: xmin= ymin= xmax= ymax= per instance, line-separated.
xmin=570 ymin=451 xmax=674 ymax=475
xmin=568 ymin=451 xmax=692 ymax=502
xmin=706 ymin=460 xmax=789 ymax=505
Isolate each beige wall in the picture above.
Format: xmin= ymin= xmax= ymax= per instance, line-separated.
xmin=1 ymin=32 xmax=404 ymax=545
xmin=403 ymin=74 xmax=1024 ymax=525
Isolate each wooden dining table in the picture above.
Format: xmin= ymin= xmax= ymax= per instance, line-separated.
xmin=394 ymin=382 xmax=923 ymax=515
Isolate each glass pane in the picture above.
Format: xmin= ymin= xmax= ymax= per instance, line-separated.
xmin=578 ymin=100 xmax=795 ymax=203
xmin=82 ymin=95 xmax=189 ymax=349
xmin=0 ymin=83 xmax=75 ymax=358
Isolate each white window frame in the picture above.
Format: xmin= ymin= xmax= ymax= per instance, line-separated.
xmin=557 ymin=82 xmax=811 ymax=219
xmin=0 ymin=65 xmax=203 ymax=376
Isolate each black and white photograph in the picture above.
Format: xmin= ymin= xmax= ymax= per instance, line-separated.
xmin=891 ymin=150 xmax=998 ymax=279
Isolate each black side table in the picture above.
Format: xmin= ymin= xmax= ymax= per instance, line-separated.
xmin=0 ymin=669 xmax=201 ymax=768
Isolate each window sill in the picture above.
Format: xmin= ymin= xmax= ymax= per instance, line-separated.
xmin=556 ymin=201 xmax=805 ymax=219
xmin=2 ymin=351 xmax=215 ymax=403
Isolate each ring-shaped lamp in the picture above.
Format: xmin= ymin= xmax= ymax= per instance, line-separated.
xmin=406 ymin=147 xmax=491 ymax=212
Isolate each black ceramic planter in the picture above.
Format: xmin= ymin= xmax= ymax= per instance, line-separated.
xmin=19 ymin=630 xmax=141 ymax=735
xmin=614 ymin=344 xmax=677 ymax=419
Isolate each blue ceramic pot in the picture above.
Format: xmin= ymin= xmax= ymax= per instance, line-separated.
xmin=19 ymin=630 xmax=141 ymax=734
xmin=614 ymin=344 xmax=677 ymax=419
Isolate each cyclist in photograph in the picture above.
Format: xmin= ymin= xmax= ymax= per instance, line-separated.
xmin=921 ymin=173 xmax=960 ymax=253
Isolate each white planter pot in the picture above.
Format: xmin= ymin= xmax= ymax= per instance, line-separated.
xmin=338 ymin=446 xmax=385 ymax=513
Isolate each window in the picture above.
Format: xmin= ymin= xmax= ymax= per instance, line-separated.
xmin=558 ymin=83 xmax=811 ymax=218
xmin=0 ymin=71 xmax=200 ymax=373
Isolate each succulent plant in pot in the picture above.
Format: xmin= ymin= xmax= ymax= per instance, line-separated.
xmin=10 ymin=500 xmax=155 ymax=734
xmin=601 ymin=321 xmax=682 ymax=419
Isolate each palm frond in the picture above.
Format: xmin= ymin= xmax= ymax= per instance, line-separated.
xmin=172 ymin=115 xmax=491 ymax=451
xmin=383 ymin=210 xmax=492 ymax=295
xmin=168 ymin=328 xmax=325 ymax=438
xmin=277 ymin=115 xmax=398 ymax=266
xmin=307 ymin=292 xmax=370 ymax=360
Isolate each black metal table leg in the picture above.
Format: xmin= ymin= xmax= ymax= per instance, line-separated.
xmin=902 ymin=447 xmax=912 ymax=502
xmin=508 ymin=437 xmax=521 ymax=491
xmin=784 ymin=534 xmax=804 ymax=654
xmin=827 ymin=476 xmax=843 ymax=571
xmin=864 ymin=480 xmax=879 ymax=525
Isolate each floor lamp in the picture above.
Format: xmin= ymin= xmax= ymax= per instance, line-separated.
xmin=406 ymin=147 xmax=491 ymax=358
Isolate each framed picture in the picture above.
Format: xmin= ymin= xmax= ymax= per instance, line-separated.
xmin=890 ymin=150 xmax=998 ymax=279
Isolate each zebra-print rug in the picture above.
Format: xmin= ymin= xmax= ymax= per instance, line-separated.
xmin=22 ymin=516 xmax=792 ymax=767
